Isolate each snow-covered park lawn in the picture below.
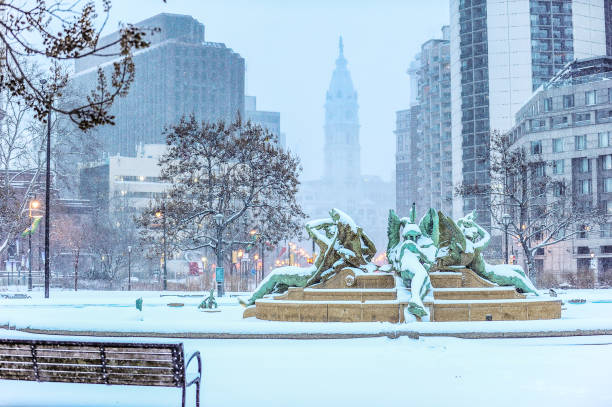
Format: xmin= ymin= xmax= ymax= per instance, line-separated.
xmin=1 ymin=289 xmax=612 ymax=406
xmin=1 ymin=288 xmax=612 ymax=336
xmin=0 ymin=329 xmax=611 ymax=407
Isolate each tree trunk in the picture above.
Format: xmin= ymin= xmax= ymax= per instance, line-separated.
xmin=73 ymin=248 xmax=79 ymax=291
xmin=520 ymin=240 xmax=537 ymax=286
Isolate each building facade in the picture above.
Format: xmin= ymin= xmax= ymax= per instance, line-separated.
xmin=73 ymin=13 xmax=245 ymax=158
xmin=299 ymin=38 xmax=394 ymax=250
xmin=395 ymin=108 xmax=416 ymax=216
xmin=449 ymin=0 xmax=608 ymax=226
xmin=80 ymin=145 xmax=170 ymax=211
xmin=245 ymin=96 xmax=284 ymax=149
xmin=396 ymin=28 xmax=452 ymax=218
xmin=418 ymin=26 xmax=453 ymax=214
xmin=509 ymin=56 xmax=612 ymax=285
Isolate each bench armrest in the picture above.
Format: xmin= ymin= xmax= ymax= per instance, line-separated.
xmin=185 ymin=351 xmax=202 ymax=387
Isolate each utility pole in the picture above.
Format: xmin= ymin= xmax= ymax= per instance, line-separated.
xmin=43 ymin=82 xmax=51 ymax=299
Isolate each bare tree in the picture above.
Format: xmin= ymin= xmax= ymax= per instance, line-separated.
xmin=456 ymin=131 xmax=605 ymax=283
xmin=138 ymin=115 xmax=305 ymax=288
xmin=0 ymin=0 xmax=158 ymax=130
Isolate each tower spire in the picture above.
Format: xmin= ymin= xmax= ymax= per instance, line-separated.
xmin=339 ymin=35 xmax=344 ymax=58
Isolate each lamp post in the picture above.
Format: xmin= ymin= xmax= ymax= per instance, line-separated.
xmin=502 ymin=213 xmax=512 ymax=264
xmin=40 ymin=79 xmax=52 ymax=299
xmin=127 ymin=245 xmax=132 ymax=291
xmin=155 ymin=206 xmax=167 ymax=291
xmin=214 ymin=213 xmax=224 ymax=297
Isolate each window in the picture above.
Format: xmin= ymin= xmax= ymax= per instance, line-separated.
xmin=575 ymin=112 xmax=591 ymax=123
xmin=533 ymin=162 xmax=545 ymax=177
xmin=605 ymin=178 xmax=612 ymax=193
xmin=585 ymin=90 xmax=596 ymax=106
xmin=577 ymin=157 xmax=590 ymax=173
xmin=607 ymin=201 xmax=612 ymax=214
xmin=601 ymin=224 xmax=612 ymax=238
xmin=599 ymin=132 xmax=611 ymax=148
xmin=553 ymin=159 xmax=565 ymax=174
xmin=552 ymin=138 xmax=563 ymax=153
xmin=531 ymin=140 xmax=542 ymax=154
xmin=542 ymin=97 xmax=552 ymax=112
xmin=603 ymin=155 xmax=612 ymax=171
xmin=552 ymin=115 xmax=568 ymax=128
xmin=575 ymin=135 xmax=586 ymax=150
xmin=553 ymin=182 xmax=565 ymax=197
xmin=563 ymin=94 xmax=574 ymax=108
xmin=578 ymin=179 xmax=591 ymax=194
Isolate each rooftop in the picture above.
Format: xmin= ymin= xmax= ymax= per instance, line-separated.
xmin=542 ymin=56 xmax=612 ymax=90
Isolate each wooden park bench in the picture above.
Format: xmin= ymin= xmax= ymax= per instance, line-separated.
xmin=0 ymin=338 xmax=202 ymax=407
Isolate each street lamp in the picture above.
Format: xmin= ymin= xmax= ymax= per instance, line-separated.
xmin=214 ymin=213 xmax=225 ymax=297
xmin=40 ymin=78 xmax=52 ymax=299
xmin=155 ymin=206 xmax=167 ymax=290
xmin=127 ymin=245 xmax=132 ymax=291
xmin=502 ymin=213 xmax=512 ymax=264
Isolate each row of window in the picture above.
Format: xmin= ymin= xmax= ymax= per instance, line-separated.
xmin=532 ymin=155 xmax=612 ymax=177
xmin=530 ymin=132 xmax=612 ymax=154
xmin=538 ymin=89 xmax=611 ymax=114
xmin=114 ymin=175 xmax=162 ymax=183
xmin=573 ymin=176 xmax=612 ymax=195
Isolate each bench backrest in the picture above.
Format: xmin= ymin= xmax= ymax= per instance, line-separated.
xmin=0 ymin=339 xmax=185 ymax=387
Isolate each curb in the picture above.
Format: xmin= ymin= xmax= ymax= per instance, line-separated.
xmin=5 ymin=326 xmax=612 ymax=340
xmin=10 ymin=327 xmax=420 ymax=340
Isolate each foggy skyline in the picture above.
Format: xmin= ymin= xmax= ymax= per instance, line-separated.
xmin=102 ymin=0 xmax=450 ymax=181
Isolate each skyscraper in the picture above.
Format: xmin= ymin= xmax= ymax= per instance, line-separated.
xmin=450 ymin=0 xmax=608 ymax=225
xmin=324 ymin=37 xmax=361 ymax=184
xmin=73 ymin=13 xmax=245 ymax=158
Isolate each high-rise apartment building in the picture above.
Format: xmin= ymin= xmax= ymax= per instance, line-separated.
xmin=450 ymin=0 xmax=607 ymax=226
xmin=395 ymin=27 xmax=452 ymax=217
xmin=605 ymin=0 xmax=612 ymax=56
xmin=73 ymin=13 xmax=245 ymax=158
xmin=397 ymin=57 xmax=427 ymax=217
xmin=418 ymin=26 xmax=453 ymax=214
xmin=509 ymin=56 xmax=612 ymax=285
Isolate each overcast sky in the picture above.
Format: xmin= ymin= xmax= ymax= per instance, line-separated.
xmin=104 ymin=0 xmax=450 ymax=181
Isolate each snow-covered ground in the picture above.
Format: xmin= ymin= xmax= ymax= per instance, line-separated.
xmin=0 ymin=328 xmax=611 ymax=407
xmin=1 ymin=289 xmax=611 ymax=405
xmin=0 ymin=289 xmax=611 ymax=335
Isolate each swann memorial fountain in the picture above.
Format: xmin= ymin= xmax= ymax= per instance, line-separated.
xmin=241 ymin=207 xmax=561 ymax=322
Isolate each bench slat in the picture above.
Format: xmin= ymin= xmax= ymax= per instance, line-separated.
xmin=106 ymin=358 xmax=175 ymax=368
xmin=0 ymin=354 xmax=33 ymax=363
xmin=106 ymin=366 xmax=175 ymax=375
xmin=36 ymin=349 xmax=100 ymax=358
xmin=0 ymin=361 xmax=34 ymax=370
xmin=0 ymin=348 xmax=33 ymax=356
xmin=105 ymin=353 xmax=174 ymax=362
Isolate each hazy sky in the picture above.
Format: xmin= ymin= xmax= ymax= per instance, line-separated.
xmin=104 ymin=0 xmax=450 ymax=181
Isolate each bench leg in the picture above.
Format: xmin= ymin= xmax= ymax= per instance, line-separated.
xmin=196 ymin=380 xmax=200 ymax=407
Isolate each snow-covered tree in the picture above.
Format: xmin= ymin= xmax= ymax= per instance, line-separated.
xmin=0 ymin=0 xmax=157 ymax=130
xmin=139 ymin=115 xmax=305 ymax=285
xmin=456 ymin=131 xmax=605 ymax=283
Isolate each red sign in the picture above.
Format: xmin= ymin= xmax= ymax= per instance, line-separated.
xmin=189 ymin=262 xmax=200 ymax=275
